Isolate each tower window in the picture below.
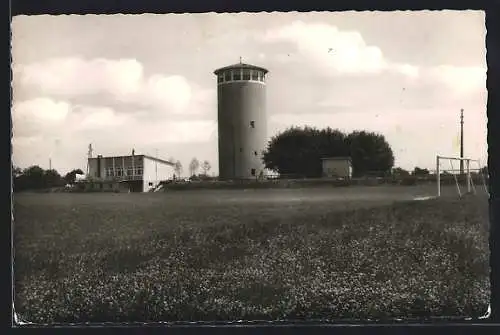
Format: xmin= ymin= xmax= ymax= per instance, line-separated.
xmin=251 ymin=70 xmax=258 ymax=81
xmin=251 ymin=169 xmax=256 ymax=176
xmin=242 ymin=69 xmax=250 ymax=80
xmin=233 ymin=70 xmax=241 ymax=81
xmin=224 ymin=71 xmax=231 ymax=81
xmin=217 ymin=74 xmax=224 ymax=83
xmin=250 ymin=120 xmax=255 ymax=128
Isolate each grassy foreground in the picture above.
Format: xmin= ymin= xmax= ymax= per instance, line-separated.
xmin=14 ymin=191 xmax=490 ymax=323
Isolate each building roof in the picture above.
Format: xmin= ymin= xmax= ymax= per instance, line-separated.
xmin=89 ymin=154 xmax=175 ymax=166
xmin=214 ymin=63 xmax=269 ymax=75
xmin=143 ymin=155 xmax=175 ymax=166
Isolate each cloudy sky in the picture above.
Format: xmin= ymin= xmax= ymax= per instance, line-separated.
xmin=11 ymin=11 xmax=487 ymax=175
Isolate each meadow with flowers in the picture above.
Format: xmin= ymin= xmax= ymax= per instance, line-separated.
xmin=14 ymin=186 xmax=490 ymax=323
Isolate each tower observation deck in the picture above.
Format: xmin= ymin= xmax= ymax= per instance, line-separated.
xmin=214 ymin=62 xmax=269 ymax=180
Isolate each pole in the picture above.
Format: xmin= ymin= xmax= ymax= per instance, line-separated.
xmin=436 ymin=155 xmax=441 ymax=197
xmin=155 ymin=149 xmax=158 ymax=184
xmin=466 ymin=159 xmax=471 ymax=194
xmin=49 ymin=158 xmax=52 ymax=170
xmin=460 ymin=108 xmax=464 ymax=175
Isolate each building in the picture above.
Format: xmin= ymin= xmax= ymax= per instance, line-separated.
xmin=87 ymin=153 xmax=174 ymax=192
xmin=321 ymin=157 xmax=353 ymax=179
xmin=214 ymin=62 xmax=268 ymax=180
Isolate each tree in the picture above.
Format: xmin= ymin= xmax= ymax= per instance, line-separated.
xmin=345 ymin=131 xmax=394 ymax=177
xmin=201 ymin=160 xmax=211 ymax=175
xmin=64 ymin=169 xmax=84 ymax=185
xmin=13 ymin=165 xmax=63 ymax=191
xmin=21 ymin=165 xmax=45 ymax=189
xmin=392 ymin=167 xmax=410 ymax=177
xmin=44 ymin=169 xmax=65 ymax=188
xmin=262 ymin=126 xmax=394 ymax=178
xmin=189 ymin=157 xmax=200 ymax=177
xmin=263 ymin=126 xmax=348 ymax=178
xmin=12 ymin=165 xmax=23 ymax=178
xmin=174 ymin=160 xmax=183 ymax=178
xmin=412 ymin=167 xmax=430 ymax=176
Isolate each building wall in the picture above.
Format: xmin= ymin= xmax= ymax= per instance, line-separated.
xmin=322 ymin=159 xmax=352 ymax=178
xmin=217 ymin=80 xmax=267 ymax=179
xmin=88 ymin=155 xmax=144 ymax=181
xmin=143 ymin=157 xmax=174 ymax=192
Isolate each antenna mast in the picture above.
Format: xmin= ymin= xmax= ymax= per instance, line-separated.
xmin=460 ymin=109 xmax=464 ymax=175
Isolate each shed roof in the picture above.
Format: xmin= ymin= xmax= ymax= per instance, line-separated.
xmin=214 ymin=63 xmax=269 ymax=75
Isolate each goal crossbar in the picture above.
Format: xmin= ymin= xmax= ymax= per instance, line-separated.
xmin=436 ymin=155 xmax=488 ymax=197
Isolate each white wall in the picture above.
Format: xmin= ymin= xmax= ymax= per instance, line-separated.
xmin=143 ymin=157 xmax=174 ymax=192
xmin=322 ymin=159 xmax=352 ymax=178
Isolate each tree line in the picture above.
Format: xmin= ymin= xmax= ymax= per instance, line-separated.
xmin=262 ymin=126 xmax=488 ymax=179
xmin=262 ymin=127 xmax=395 ymax=178
xmin=170 ymin=157 xmax=212 ymax=179
xmin=12 ymin=165 xmax=84 ymax=192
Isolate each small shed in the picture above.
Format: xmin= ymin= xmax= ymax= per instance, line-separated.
xmin=321 ymin=157 xmax=352 ymax=179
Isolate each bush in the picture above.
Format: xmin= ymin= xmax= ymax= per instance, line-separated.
xmin=400 ymin=176 xmax=417 ymax=186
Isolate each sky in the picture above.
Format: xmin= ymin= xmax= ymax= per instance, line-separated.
xmin=11 ymin=11 xmax=487 ymax=176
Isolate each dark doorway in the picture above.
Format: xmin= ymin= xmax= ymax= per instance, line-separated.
xmin=121 ymin=180 xmax=143 ymax=192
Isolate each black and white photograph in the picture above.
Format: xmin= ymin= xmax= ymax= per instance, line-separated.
xmin=12 ymin=10 xmax=490 ymax=323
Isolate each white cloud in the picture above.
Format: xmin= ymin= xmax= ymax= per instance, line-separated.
xmin=262 ymin=21 xmax=390 ymax=75
xmin=427 ymin=65 xmax=486 ymax=96
xmin=76 ymin=106 xmax=131 ymax=130
xmin=14 ymin=57 xmax=214 ymax=117
xmin=13 ymin=97 xmax=70 ymax=122
xmin=16 ymin=57 xmax=143 ymax=97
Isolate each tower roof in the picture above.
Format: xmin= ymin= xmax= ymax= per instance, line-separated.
xmin=214 ymin=63 xmax=268 ymax=75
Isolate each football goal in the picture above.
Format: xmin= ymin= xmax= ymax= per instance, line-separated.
xmin=436 ymin=155 xmax=488 ymax=198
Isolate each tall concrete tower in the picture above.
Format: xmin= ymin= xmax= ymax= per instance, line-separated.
xmin=214 ymin=62 xmax=268 ymax=180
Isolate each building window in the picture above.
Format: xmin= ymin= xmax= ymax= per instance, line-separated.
xmin=254 ymin=151 xmax=258 ymax=156
xmin=127 ymin=167 xmax=133 ymax=176
xmin=250 ymin=120 xmax=255 ymax=128
xmin=224 ymin=71 xmax=231 ymax=81
xmin=136 ymin=168 xmax=143 ymax=176
xmin=251 ymin=70 xmax=258 ymax=81
xmin=233 ymin=69 xmax=241 ymax=81
xmin=242 ymin=69 xmax=250 ymax=80
xmin=148 ymin=182 xmax=153 ymax=186
xmin=251 ymin=169 xmax=256 ymax=176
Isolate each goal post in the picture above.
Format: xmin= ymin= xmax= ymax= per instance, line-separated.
xmin=436 ymin=155 xmax=488 ymax=198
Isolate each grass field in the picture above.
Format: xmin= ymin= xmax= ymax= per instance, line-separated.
xmin=13 ymin=185 xmax=490 ymax=323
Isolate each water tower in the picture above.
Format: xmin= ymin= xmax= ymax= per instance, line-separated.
xmin=214 ymin=61 xmax=269 ymax=180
